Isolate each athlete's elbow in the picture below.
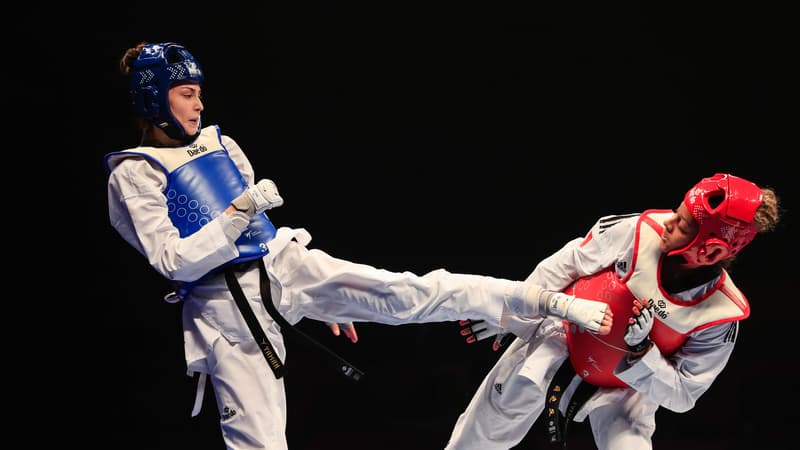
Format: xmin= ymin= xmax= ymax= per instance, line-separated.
xmin=660 ymin=394 xmax=697 ymax=413
xmin=151 ymin=259 xmax=197 ymax=283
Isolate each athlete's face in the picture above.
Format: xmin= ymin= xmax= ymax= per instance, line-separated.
xmin=168 ymin=82 xmax=203 ymax=135
xmin=660 ymin=203 xmax=698 ymax=253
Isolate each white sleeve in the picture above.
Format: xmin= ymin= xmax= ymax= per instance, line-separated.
xmin=615 ymin=321 xmax=738 ymax=413
xmin=526 ymin=214 xmax=638 ymax=291
xmin=107 ymin=156 xmax=241 ymax=282
xmin=498 ymin=215 xmax=637 ymax=341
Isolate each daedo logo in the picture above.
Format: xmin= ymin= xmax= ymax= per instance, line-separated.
xmin=187 ymin=144 xmax=208 ymax=157
xmin=652 ymin=298 xmax=669 ymax=319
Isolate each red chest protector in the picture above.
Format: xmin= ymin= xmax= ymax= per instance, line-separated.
xmin=563 ymin=211 xmax=749 ymax=388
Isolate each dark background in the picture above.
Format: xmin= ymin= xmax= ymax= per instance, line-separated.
xmin=20 ymin=2 xmax=796 ymax=449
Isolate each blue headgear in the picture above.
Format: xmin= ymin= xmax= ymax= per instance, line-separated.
xmin=130 ymin=42 xmax=204 ymax=141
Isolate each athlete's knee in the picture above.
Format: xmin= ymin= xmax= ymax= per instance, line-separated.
xmin=219 ymin=405 xmax=287 ymax=450
xmin=591 ymin=413 xmax=655 ymax=450
xmin=497 ymin=373 xmax=546 ymax=409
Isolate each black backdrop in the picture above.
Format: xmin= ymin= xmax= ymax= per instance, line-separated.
xmin=19 ymin=3 xmax=796 ymax=449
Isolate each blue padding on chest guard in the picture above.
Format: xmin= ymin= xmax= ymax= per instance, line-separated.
xmin=166 ymin=149 xmax=277 ymax=262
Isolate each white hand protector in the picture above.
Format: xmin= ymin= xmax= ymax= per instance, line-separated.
xmin=623 ymin=298 xmax=654 ymax=352
xmin=231 ymin=179 xmax=284 ymax=216
xmin=505 ymin=284 xmax=611 ymax=335
xmin=547 ymin=292 xmax=610 ymax=334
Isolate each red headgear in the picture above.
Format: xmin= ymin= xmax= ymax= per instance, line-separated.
xmin=669 ymin=173 xmax=762 ymax=264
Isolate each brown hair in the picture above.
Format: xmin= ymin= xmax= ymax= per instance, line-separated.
xmin=720 ymin=186 xmax=780 ymax=269
xmin=119 ymin=41 xmax=153 ymax=141
xmin=755 ymin=187 xmax=780 ymax=233
xmin=119 ymin=41 xmax=148 ymax=77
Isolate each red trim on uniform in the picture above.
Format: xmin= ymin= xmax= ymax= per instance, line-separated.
xmin=641 ymin=213 xmax=664 ymax=235
xmin=687 ymin=316 xmax=746 ymax=335
xmin=720 ymin=282 xmax=745 ymax=310
xmin=579 ymin=231 xmax=593 ymax=247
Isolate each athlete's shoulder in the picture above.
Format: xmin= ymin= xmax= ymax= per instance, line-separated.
xmin=595 ymin=212 xmax=640 ymax=236
xmin=576 ymin=213 xmax=639 ymax=251
xmin=204 ymin=124 xmax=238 ymax=148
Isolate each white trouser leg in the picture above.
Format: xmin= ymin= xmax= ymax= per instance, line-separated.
xmin=271 ymin=242 xmax=517 ymax=327
xmin=208 ymin=336 xmax=288 ymax=450
xmin=445 ymin=338 xmax=552 ymax=450
xmin=588 ymin=389 xmax=657 ymax=450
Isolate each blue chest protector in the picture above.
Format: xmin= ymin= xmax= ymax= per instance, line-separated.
xmin=105 ymin=125 xmax=276 ymax=297
xmin=106 ymin=126 xmax=363 ymax=382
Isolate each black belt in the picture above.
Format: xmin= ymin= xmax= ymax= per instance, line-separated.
xmin=224 ymin=258 xmax=364 ymax=382
xmin=545 ymin=358 xmax=598 ymax=448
